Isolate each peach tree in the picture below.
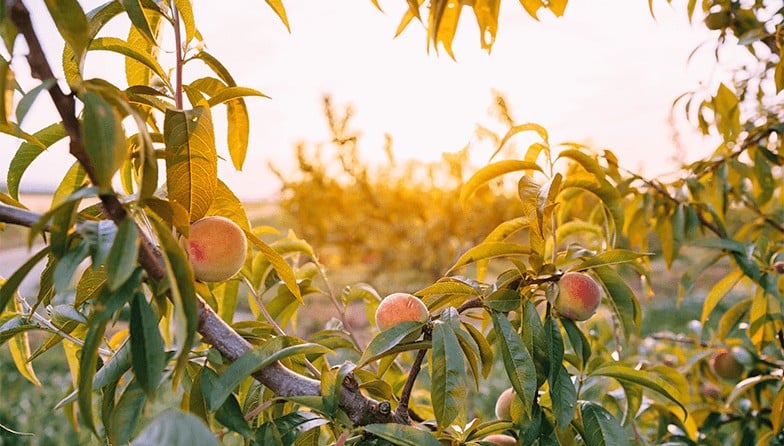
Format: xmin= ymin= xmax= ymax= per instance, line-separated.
xmin=0 ymin=0 xmax=781 ymax=445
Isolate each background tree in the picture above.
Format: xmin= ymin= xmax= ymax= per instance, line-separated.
xmin=0 ymin=1 xmax=781 ymax=445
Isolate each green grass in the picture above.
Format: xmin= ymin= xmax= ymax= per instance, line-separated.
xmin=0 ymin=345 xmax=90 ymax=446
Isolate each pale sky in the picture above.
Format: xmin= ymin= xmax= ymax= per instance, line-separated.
xmin=1 ymin=0 xmax=725 ymax=201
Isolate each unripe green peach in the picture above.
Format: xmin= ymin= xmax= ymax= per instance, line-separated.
xmin=553 ymin=272 xmax=602 ymax=321
xmin=710 ymin=348 xmax=744 ymax=380
xmin=374 ymin=293 xmax=429 ymax=332
xmin=481 ymin=434 xmax=517 ymax=445
xmin=183 ymin=216 xmax=247 ymax=282
xmin=494 ymin=387 xmax=515 ymax=421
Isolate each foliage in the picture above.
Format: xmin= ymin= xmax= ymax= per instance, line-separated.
xmin=0 ymin=1 xmax=781 ymax=446
xmin=271 ymin=95 xmax=523 ymax=282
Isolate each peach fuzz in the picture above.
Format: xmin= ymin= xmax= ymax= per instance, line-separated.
xmin=183 ymin=216 xmax=247 ymax=282
xmin=374 ymin=293 xmax=429 ymax=332
xmin=553 ymin=271 xmax=602 ymax=321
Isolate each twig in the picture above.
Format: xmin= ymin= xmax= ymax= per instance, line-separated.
xmin=241 ymin=275 xmax=321 ymax=378
xmin=394 ymin=329 xmax=431 ymax=421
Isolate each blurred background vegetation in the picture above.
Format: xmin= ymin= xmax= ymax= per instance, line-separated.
xmin=1 ymin=94 xmax=747 ymax=444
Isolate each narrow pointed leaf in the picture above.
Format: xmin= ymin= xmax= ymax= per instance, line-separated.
xmin=131 ymin=410 xmax=219 ymax=446
xmin=431 ymin=311 xmax=467 ymax=427
xmin=591 ymin=362 xmax=686 ymax=419
xmin=491 ymin=311 xmax=537 ymax=414
xmin=164 ymin=104 xmax=218 ymax=221
xmin=106 ymin=218 xmax=139 ymax=291
xmin=448 ymin=242 xmax=530 ymax=273
xmin=362 ymin=424 xmax=441 ymax=446
xmin=358 ymin=321 xmax=424 ymax=366
xmin=0 ymin=246 xmax=50 ymax=313
xmin=581 ymin=402 xmax=630 ymax=446
xmin=701 ymin=269 xmax=744 ymax=324
xmin=129 ymin=292 xmax=165 ymax=395
xmin=246 ymin=231 xmax=302 ymax=303
xmin=460 ymin=160 xmax=542 ymax=208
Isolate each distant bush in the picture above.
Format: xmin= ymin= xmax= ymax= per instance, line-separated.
xmin=271 ymin=96 xmax=523 ymax=280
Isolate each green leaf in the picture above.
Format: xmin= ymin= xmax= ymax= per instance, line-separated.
xmin=80 ymin=91 xmax=127 ymax=187
xmin=44 ymin=0 xmax=88 ymax=59
xmin=53 ymin=241 xmax=89 ymax=295
xmin=521 ymin=299 xmax=548 ymax=387
xmin=561 ymin=318 xmax=590 ymax=369
xmin=580 ymin=402 xmax=630 ymax=446
xmin=192 ymin=52 xmax=237 ymax=86
xmin=208 ymin=337 xmax=332 ymax=410
xmin=593 ymin=266 xmax=640 ymax=341
xmin=246 ymin=231 xmax=303 ymax=303
xmin=701 ymin=269 xmax=744 ymax=325
xmin=164 ymin=104 xmax=217 ymax=222
xmin=255 ymin=412 xmax=329 ymax=445
xmin=0 ymin=246 xmax=50 ymax=313
xmin=199 ymin=368 xmax=254 ymax=438
xmin=590 ymin=362 xmax=686 ymax=419
xmin=78 ymin=318 xmax=108 ymax=433
xmin=485 ymin=288 xmax=520 ymax=312
xmin=447 ymin=242 xmax=530 ymax=273
xmin=15 ymin=79 xmax=56 ymax=126
xmin=89 ymin=37 xmax=170 ymax=89
xmin=173 ymin=0 xmax=196 ymax=43
xmin=7 ymin=123 xmax=67 ymax=200
xmin=55 ymin=341 xmax=133 ymax=409
xmin=125 ymin=10 xmax=162 ymax=87
xmin=431 ymin=310 xmax=468 ymax=428
xmin=358 ymin=321 xmax=425 ymax=366
xmin=0 ymin=318 xmax=38 ymax=347
xmin=206 ymin=86 xmax=269 ymax=107
xmin=550 ymin=365 xmax=577 ymax=429
xmin=573 ymin=249 xmax=647 ymax=271
xmin=106 ymin=218 xmax=139 ymax=290
xmin=362 ymin=423 xmax=441 ymax=446
xmin=131 ymin=409 xmax=219 ymax=446
xmin=149 ymin=216 xmax=198 ymax=386
xmin=463 ymin=322 xmax=494 ymax=378
xmin=129 ymin=292 xmax=165 ymax=395
xmin=322 ymin=362 xmax=355 ymax=417
xmin=28 ymin=185 xmax=99 ymax=248
xmin=460 ymin=160 xmax=542 ymax=208
xmin=120 ymin=0 xmax=156 ymax=45
xmin=491 ymin=311 xmax=537 ymax=415
xmin=717 ymin=297 xmax=752 ymax=340
xmin=107 ymin=382 xmax=146 ymax=446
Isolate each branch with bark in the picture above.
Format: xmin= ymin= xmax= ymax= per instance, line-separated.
xmin=6 ymin=0 xmax=405 ymax=427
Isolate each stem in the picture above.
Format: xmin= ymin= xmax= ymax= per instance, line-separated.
xmin=394 ymin=329 xmax=430 ymax=420
xmin=314 ymin=260 xmax=364 ymax=352
xmin=242 ymin=275 xmax=321 ymax=378
xmin=172 ymin=1 xmax=184 ymax=109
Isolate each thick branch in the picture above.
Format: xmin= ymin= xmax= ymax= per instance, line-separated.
xmin=7 ymin=0 xmax=403 ymax=427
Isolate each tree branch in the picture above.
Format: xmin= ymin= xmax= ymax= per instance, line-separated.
xmin=7 ymin=0 xmax=404 ymax=427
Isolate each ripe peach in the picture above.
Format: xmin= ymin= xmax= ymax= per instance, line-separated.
xmin=374 ymin=293 xmax=429 ymax=332
xmin=183 ymin=216 xmax=247 ymax=282
xmin=481 ymin=434 xmax=517 ymax=445
xmin=553 ymin=272 xmax=602 ymax=321
xmin=494 ymin=387 xmax=515 ymax=421
xmin=710 ymin=348 xmax=744 ymax=380
xmin=774 ymin=261 xmax=784 ymax=274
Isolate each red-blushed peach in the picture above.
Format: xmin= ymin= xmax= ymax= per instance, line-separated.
xmin=183 ymin=216 xmax=247 ymax=282
xmin=494 ymin=387 xmax=515 ymax=421
xmin=774 ymin=261 xmax=784 ymax=274
xmin=481 ymin=434 xmax=517 ymax=445
xmin=374 ymin=293 xmax=429 ymax=332
xmin=553 ymin=272 xmax=602 ymax=321
xmin=710 ymin=348 xmax=744 ymax=380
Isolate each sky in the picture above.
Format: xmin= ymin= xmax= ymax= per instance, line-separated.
xmin=0 ymin=0 xmax=725 ymax=201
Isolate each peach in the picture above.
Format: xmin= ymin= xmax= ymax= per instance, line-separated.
xmin=494 ymin=387 xmax=515 ymax=421
xmin=183 ymin=216 xmax=247 ymax=282
xmin=710 ymin=348 xmax=744 ymax=380
xmin=553 ymin=272 xmax=602 ymax=321
xmin=374 ymin=293 xmax=429 ymax=332
xmin=774 ymin=261 xmax=784 ymax=274
xmin=481 ymin=434 xmax=517 ymax=445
